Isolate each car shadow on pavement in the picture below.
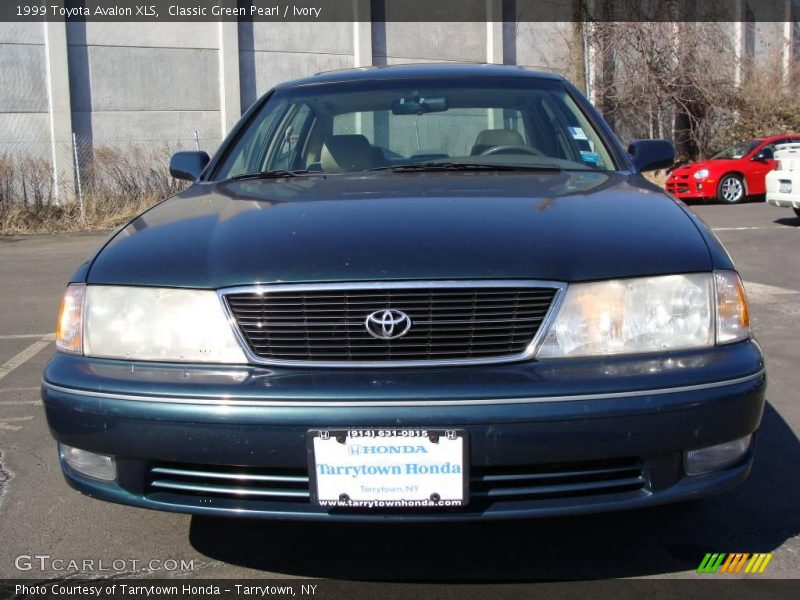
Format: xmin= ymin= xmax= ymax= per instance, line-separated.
xmin=189 ymin=403 xmax=799 ymax=581
xmin=774 ymin=217 xmax=800 ymax=227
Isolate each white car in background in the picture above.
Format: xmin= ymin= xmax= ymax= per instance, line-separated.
xmin=766 ymin=142 xmax=800 ymax=218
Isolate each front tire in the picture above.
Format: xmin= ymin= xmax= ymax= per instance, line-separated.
xmin=717 ymin=174 xmax=745 ymax=204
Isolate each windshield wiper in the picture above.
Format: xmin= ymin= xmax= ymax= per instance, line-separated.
xmin=224 ymin=169 xmax=311 ymax=182
xmin=367 ymin=161 xmax=561 ymax=173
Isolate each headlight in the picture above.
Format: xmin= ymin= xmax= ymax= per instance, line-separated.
xmin=537 ymin=272 xmax=749 ymax=358
xmin=63 ymin=286 xmax=248 ymax=363
xmin=693 ymin=168 xmax=710 ymax=180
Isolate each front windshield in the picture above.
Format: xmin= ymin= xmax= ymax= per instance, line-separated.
xmin=213 ymin=78 xmax=617 ymax=179
xmin=711 ymin=140 xmax=761 ymax=160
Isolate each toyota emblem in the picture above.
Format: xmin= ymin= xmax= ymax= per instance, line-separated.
xmin=365 ymin=309 xmax=412 ymax=340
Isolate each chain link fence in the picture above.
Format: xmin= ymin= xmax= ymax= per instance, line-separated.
xmin=0 ymin=132 xmax=220 ymax=234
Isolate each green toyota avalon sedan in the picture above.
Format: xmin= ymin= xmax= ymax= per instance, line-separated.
xmin=42 ymin=64 xmax=765 ymax=520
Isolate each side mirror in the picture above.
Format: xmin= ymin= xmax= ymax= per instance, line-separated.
xmin=169 ymin=151 xmax=210 ymax=182
xmin=627 ymin=139 xmax=675 ymax=172
xmin=753 ymin=149 xmax=773 ymax=162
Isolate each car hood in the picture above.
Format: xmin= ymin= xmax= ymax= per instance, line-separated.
xmin=670 ymin=159 xmax=735 ymax=176
xmin=87 ymin=171 xmax=714 ymax=288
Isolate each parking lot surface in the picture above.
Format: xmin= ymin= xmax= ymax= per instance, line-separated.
xmin=1 ymin=202 xmax=798 ymax=580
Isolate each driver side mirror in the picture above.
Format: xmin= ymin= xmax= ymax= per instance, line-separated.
xmin=169 ymin=151 xmax=210 ymax=182
xmin=753 ymin=149 xmax=773 ymax=162
xmin=627 ymin=139 xmax=675 ymax=172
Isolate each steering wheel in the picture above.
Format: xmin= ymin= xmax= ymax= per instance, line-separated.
xmin=480 ymin=145 xmax=544 ymax=157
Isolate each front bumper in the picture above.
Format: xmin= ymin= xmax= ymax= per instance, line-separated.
xmin=42 ymin=342 xmax=766 ymax=521
xmin=666 ymin=179 xmax=713 ymax=200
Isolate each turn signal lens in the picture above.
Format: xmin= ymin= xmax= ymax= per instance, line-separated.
xmin=715 ymin=271 xmax=750 ymax=344
xmin=56 ymin=284 xmax=85 ymax=354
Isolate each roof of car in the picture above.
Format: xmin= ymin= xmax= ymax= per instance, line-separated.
xmin=758 ymin=134 xmax=800 ymax=143
xmin=275 ymin=63 xmax=565 ymax=89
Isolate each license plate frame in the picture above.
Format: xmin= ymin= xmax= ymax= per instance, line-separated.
xmin=307 ymin=428 xmax=469 ymax=509
xmin=779 ymin=180 xmax=792 ymax=194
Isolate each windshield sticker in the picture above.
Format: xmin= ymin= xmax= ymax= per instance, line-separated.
xmin=569 ymin=127 xmax=588 ymax=141
xmin=580 ymin=151 xmax=602 ymax=166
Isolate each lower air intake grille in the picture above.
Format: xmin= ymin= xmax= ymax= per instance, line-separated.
xmin=470 ymin=458 xmax=646 ymax=500
xmin=147 ymin=464 xmax=309 ymax=503
xmin=146 ymin=457 xmax=645 ymax=508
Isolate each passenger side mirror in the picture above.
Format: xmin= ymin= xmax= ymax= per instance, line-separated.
xmin=627 ymin=139 xmax=675 ymax=172
xmin=169 ymin=151 xmax=210 ymax=182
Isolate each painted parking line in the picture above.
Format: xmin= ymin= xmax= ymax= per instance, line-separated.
xmin=0 ymin=416 xmax=34 ymax=432
xmin=712 ymin=226 xmax=793 ymax=231
xmin=743 ymin=281 xmax=800 ymax=301
xmin=0 ymin=386 xmax=43 ymax=407
xmin=0 ymin=334 xmax=55 ymax=382
xmin=0 ymin=401 xmax=40 ymax=406
xmin=0 ymin=333 xmax=54 ymax=340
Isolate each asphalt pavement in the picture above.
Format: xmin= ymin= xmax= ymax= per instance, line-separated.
xmin=0 ymin=201 xmax=798 ymax=581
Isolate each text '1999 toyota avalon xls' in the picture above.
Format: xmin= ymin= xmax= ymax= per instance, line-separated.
xmin=43 ymin=64 xmax=765 ymax=520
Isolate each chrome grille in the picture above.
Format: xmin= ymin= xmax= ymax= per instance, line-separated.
xmin=223 ymin=282 xmax=560 ymax=365
xmin=148 ymin=464 xmax=309 ymax=502
xmin=146 ymin=458 xmax=645 ymax=508
xmin=470 ymin=458 xmax=645 ymax=500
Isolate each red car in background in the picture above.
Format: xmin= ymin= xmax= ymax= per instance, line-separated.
xmin=666 ymin=134 xmax=800 ymax=204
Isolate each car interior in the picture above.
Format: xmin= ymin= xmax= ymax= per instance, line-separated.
xmin=215 ymin=85 xmax=616 ymax=179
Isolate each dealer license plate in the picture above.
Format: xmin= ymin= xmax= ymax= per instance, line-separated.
xmin=308 ymin=428 xmax=467 ymax=508
xmin=779 ymin=180 xmax=792 ymax=194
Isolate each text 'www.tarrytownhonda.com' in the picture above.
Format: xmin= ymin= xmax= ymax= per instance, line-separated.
xmin=318 ymin=499 xmax=463 ymax=508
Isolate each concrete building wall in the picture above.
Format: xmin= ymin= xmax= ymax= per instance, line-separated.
xmin=376 ymin=22 xmax=486 ymax=64
xmin=239 ymin=22 xmax=354 ymax=109
xmin=514 ymin=22 xmax=575 ymax=73
xmin=66 ymin=22 xmax=221 ymax=153
xmin=752 ymin=21 xmax=789 ymax=67
xmin=0 ymin=23 xmax=49 ymax=157
xmin=374 ymin=0 xmax=487 ymax=64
